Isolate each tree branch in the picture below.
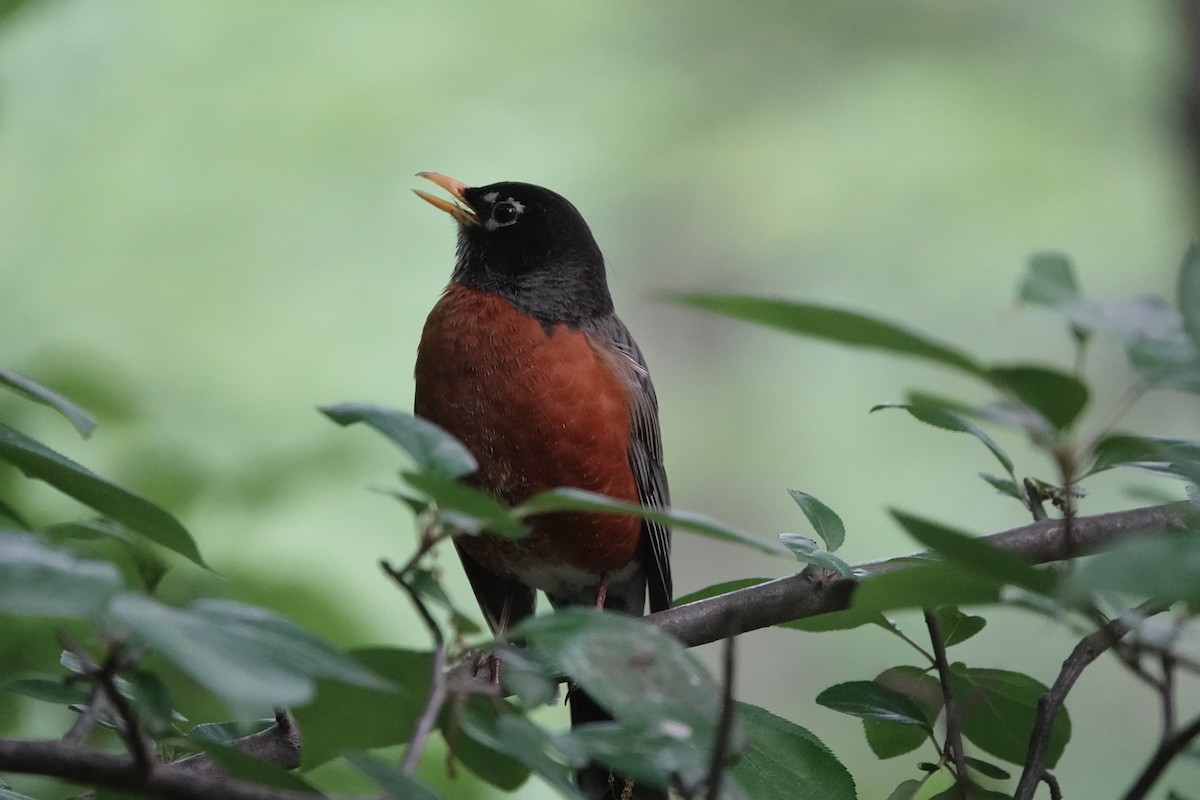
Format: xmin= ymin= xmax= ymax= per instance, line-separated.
xmin=649 ymin=503 xmax=1189 ymax=647
xmin=1122 ymin=712 xmax=1200 ymax=800
xmin=923 ymin=610 xmax=968 ymax=800
xmin=0 ymin=738 xmax=325 ymax=800
xmin=1012 ymin=600 xmax=1168 ymax=800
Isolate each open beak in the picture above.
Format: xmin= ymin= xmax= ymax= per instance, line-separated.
xmin=413 ymin=172 xmax=479 ymax=226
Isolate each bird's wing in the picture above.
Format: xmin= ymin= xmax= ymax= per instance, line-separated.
xmin=584 ymin=314 xmax=673 ymax=613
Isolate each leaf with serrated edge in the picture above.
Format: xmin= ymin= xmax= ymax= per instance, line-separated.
xmin=886 ymin=779 xmax=922 ymax=800
xmin=937 ymin=606 xmax=987 ymax=647
xmin=862 ymin=666 xmax=942 ymax=759
xmin=815 ymin=681 xmax=932 ymax=730
xmin=787 ymin=489 xmax=845 ymax=551
xmin=0 ymin=367 xmax=96 ymax=438
xmin=986 ymin=365 xmax=1089 ymax=432
xmin=1085 ymin=433 xmax=1200 ymax=478
xmin=951 ymin=666 xmax=1070 ymax=767
xmin=730 ymin=703 xmax=856 ymax=800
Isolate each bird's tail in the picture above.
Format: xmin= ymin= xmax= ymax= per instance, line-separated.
xmin=570 ymin=688 xmax=668 ymax=800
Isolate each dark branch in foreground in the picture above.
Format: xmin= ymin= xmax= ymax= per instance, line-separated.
xmin=0 ymin=731 xmax=316 ymax=800
xmin=0 ymin=502 xmax=1190 ymax=800
xmin=648 ymin=503 xmax=1189 ymax=647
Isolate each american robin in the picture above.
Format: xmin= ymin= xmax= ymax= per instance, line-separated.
xmin=412 ymin=172 xmax=672 ymax=800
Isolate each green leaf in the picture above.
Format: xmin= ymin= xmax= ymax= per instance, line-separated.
xmin=48 ymin=518 xmax=171 ymax=594
xmin=0 ymin=424 xmax=205 ymax=568
xmin=874 ymin=399 xmax=1015 ymax=478
xmin=515 ymin=610 xmax=721 ymax=731
xmin=1020 ymin=252 xmax=1081 ymax=308
xmin=964 ymin=756 xmax=1010 ymax=780
xmin=320 ymin=403 xmax=476 ymax=478
xmin=1085 ymin=433 xmax=1200 ymax=478
xmin=929 ymin=783 xmax=1012 ymax=800
xmin=778 ymin=534 xmax=855 ymax=578
xmin=779 ymin=606 xmax=888 ymax=633
xmin=815 ymin=681 xmax=932 ymax=730
xmin=343 ymin=751 xmax=440 ymax=800
xmin=493 ymin=645 xmax=559 ymax=709
xmin=1060 ymin=531 xmax=1200 ymax=605
xmin=441 ymin=695 xmax=531 ymax=791
xmin=729 ymin=703 xmax=856 ymax=800
xmin=951 ymin=665 xmax=1070 ymax=767
xmin=108 ymin=595 xmax=391 ymax=717
xmin=986 ymin=365 xmax=1089 ymax=431
xmin=0 ymin=786 xmax=39 ymax=800
xmin=852 ymin=562 xmax=1001 ymax=612
xmin=787 ymin=490 xmax=845 ymax=551
xmin=936 ymin=606 xmax=987 ymax=647
xmin=518 ymin=487 xmax=781 ymax=555
xmin=460 ymin=700 xmax=579 ymax=799
xmin=862 ymin=666 xmax=942 ymax=759
xmin=0 ymin=366 xmax=96 ymax=438
xmin=891 ymin=510 xmax=1054 ymax=594
xmin=886 ymin=780 xmax=922 ymax=800
xmin=0 ymin=496 xmax=29 ymax=528
xmin=128 ymin=670 xmax=177 ymax=735
xmin=2 ymin=674 xmax=91 ymax=705
xmin=671 ymin=294 xmax=987 ymax=378
xmin=402 ymin=472 xmax=526 ymax=539
xmin=979 ymin=473 xmax=1022 ymax=500
xmin=1181 ymin=243 xmax=1200 ymax=352
xmin=514 ymin=609 xmax=724 ymax=790
xmin=673 ymin=578 xmax=769 ymax=607
xmin=293 ymin=647 xmax=431 ymax=769
xmin=0 ymin=530 xmax=123 ymax=618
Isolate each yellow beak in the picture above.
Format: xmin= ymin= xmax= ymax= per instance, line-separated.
xmin=413 ymin=172 xmax=479 ymax=226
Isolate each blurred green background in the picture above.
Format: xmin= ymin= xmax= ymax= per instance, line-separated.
xmin=2 ymin=1 xmax=1198 ymax=797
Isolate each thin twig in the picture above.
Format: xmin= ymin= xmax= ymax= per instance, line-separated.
xmin=1160 ymin=653 xmax=1176 ymax=738
xmin=96 ymin=648 xmax=153 ymax=777
xmin=880 ymin=619 xmax=936 ymax=665
xmin=1122 ymin=712 xmax=1200 ymax=800
xmin=1040 ymin=771 xmax=1063 ymax=800
xmin=382 ymin=559 xmax=451 ymax=775
xmin=704 ymin=631 xmax=737 ymax=800
xmin=63 ymin=682 xmax=108 ymax=744
xmin=1013 ymin=600 xmax=1169 ymax=800
xmin=923 ymin=610 xmax=969 ymax=800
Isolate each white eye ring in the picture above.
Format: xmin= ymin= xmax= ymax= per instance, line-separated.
xmin=486 ymin=198 xmax=524 ymax=230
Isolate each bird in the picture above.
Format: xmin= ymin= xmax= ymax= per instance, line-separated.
xmin=412 ymin=172 xmax=672 ymax=800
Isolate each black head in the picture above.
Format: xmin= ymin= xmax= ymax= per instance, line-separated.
xmin=415 ymin=173 xmax=613 ymax=325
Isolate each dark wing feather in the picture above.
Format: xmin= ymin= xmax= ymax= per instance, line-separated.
xmin=584 ymin=314 xmax=672 ymax=613
xmin=454 ymin=541 xmax=537 ymax=634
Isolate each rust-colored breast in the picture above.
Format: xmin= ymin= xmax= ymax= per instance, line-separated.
xmin=414 ymin=283 xmax=642 ymax=587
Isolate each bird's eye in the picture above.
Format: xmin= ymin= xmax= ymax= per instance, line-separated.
xmin=490 ymin=201 xmax=520 ymax=227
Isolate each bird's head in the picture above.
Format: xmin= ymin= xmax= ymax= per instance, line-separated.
xmin=415 ymin=172 xmax=613 ymax=324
